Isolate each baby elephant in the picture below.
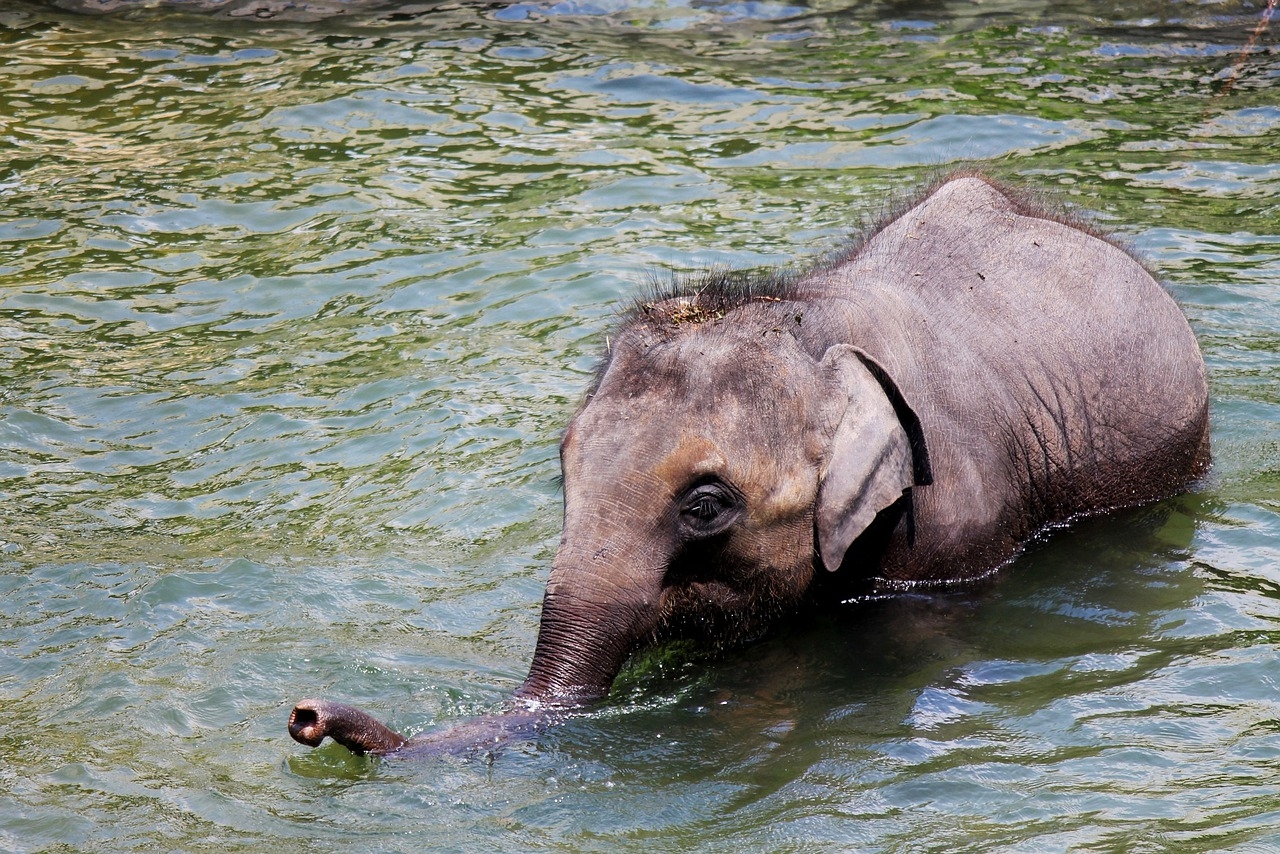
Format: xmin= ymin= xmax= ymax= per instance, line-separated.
xmin=289 ymin=173 xmax=1210 ymax=758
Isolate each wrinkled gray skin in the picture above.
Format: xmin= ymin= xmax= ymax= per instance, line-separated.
xmin=289 ymin=174 xmax=1210 ymax=758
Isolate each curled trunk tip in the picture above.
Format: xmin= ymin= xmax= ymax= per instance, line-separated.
xmin=289 ymin=698 xmax=554 ymax=760
xmin=288 ymin=699 xmax=408 ymax=755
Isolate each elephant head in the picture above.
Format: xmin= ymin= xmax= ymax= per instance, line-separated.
xmin=512 ymin=290 xmax=931 ymax=707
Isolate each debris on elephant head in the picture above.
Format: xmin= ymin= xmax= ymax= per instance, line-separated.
xmin=642 ymin=297 xmax=725 ymax=326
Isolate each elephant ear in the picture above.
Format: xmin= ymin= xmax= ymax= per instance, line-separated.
xmin=815 ymin=344 xmax=922 ymax=573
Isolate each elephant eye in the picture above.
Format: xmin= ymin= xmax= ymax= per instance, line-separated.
xmin=677 ymin=480 xmax=741 ymax=539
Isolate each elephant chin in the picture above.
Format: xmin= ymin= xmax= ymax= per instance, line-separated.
xmin=288 ymin=697 xmax=554 ymax=759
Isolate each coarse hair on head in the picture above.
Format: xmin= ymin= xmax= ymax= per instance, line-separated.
xmin=624 ymin=264 xmax=804 ymax=328
xmin=580 ymin=265 xmax=806 ymax=398
xmin=585 ymin=168 xmax=1150 ymax=392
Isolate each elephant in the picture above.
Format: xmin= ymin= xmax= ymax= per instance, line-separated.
xmin=288 ymin=173 xmax=1210 ymax=758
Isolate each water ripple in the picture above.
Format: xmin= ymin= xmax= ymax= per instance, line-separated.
xmin=1 ymin=2 xmax=1278 ymax=851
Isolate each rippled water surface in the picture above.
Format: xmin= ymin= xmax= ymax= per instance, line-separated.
xmin=2 ymin=0 xmax=1278 ymax=850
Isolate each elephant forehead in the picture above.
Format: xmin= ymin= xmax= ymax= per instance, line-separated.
xmin=566 ymin=409 xmax=817 ymax=523
xmin=564 ymin=326 xmax=824 ymax=490
xmin=656 ymin=432 xmax=818 ymax=523
xmin=567 ymin=379 xmax=820 ymax=514
xmin=601 ymin=324 xmax=812 ymax=403
xmin=650 ymin=434 xmax=728 ymax=484
xmin=580 ymin=354 xmax=813 ymax=452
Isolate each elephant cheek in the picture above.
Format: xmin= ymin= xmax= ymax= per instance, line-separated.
xmin=752 ymin=461 xmax=818 ymax=521
xmin=744 ymin=511 xmax=820 ymax=598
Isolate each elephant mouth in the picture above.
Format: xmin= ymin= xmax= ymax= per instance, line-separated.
xmin=656 ymin=558 xmax=811 ymax=648
xmin=657 ymin=579 xmax=767 ymax=641
xmin=662 ymin=576 xmax=736 ymax=606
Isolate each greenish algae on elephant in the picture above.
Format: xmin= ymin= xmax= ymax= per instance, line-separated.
xmin=288 ymin=173 xmax=1210 ymax=758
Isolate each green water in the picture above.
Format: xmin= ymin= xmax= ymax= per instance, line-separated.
xmin=1 ymin=0 xmax=1278 ymax=850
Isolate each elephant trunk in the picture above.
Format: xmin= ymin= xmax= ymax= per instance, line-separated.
xmin=288 ymin=539 xmax=662 ymax=758
xmin=514 ymin=613 xmax=634 ymax=705
xmin=289 ymin=699 xmax=407 ymax=755
xmin=288 ymin=698 xmax=550 ymax=759
xmin=514 ymin=546 xmax=663 ymax=706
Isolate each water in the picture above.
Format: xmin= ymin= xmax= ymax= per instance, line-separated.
xmin=1 ymin=0 xmax=1277 ymax=850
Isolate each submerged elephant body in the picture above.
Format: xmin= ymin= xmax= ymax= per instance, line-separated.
xmin=291 ymin=174 xmax=1209 ymax=756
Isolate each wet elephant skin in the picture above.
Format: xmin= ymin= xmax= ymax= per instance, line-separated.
xmin=289 ymin=173 xmax=1210 ymax=759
